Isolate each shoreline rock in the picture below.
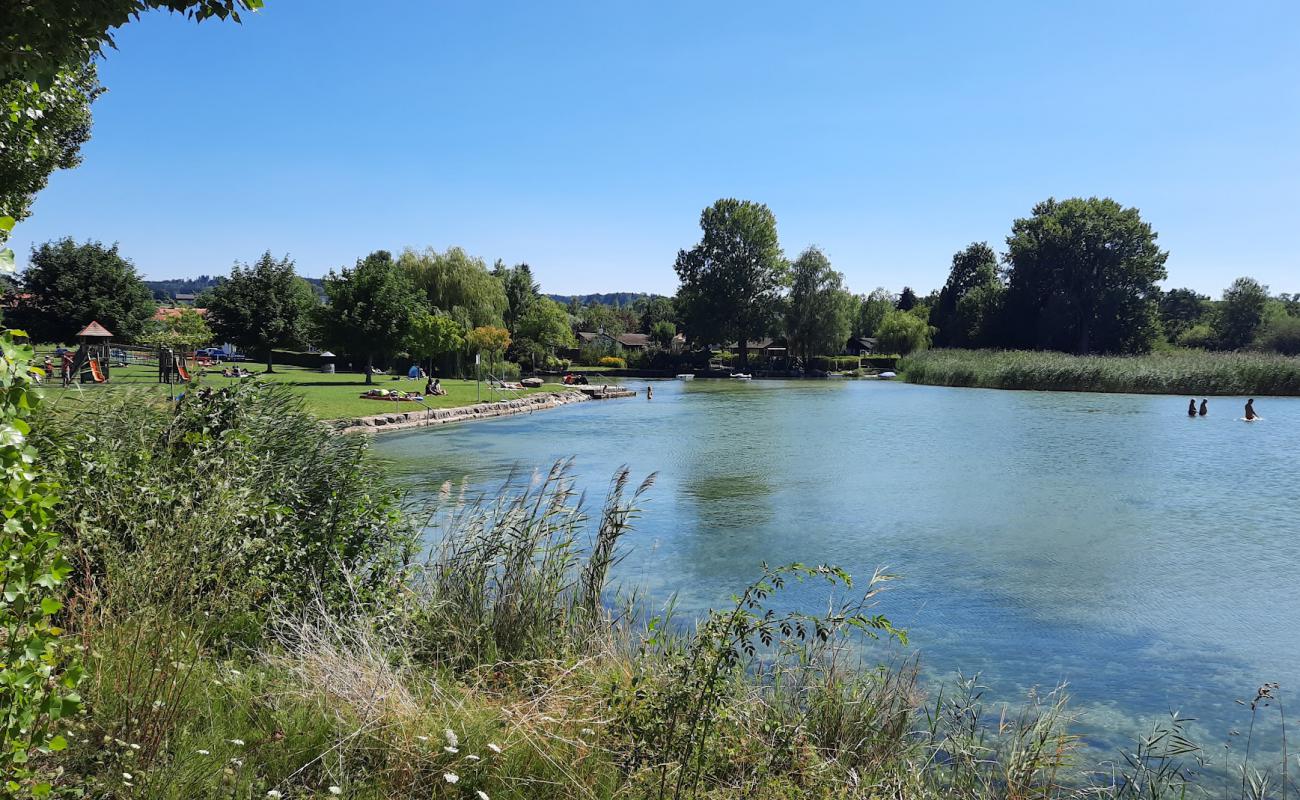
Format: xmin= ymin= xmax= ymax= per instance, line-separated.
xmin=330 ymin=388 xmax=634 ymax=435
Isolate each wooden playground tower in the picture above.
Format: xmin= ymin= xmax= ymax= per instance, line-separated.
xmin=71 ymin=321 xmax=113 ymax=383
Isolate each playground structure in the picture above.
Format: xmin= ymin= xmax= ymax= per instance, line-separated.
xmin=157 ymin=346 xmax=194 ymax=384
xmin=69 ymin=321 xmax=114 ymax=384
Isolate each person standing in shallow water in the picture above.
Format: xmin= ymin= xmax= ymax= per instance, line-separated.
xmin=1188 ymin=399 xmax=1197 ymax=417
xmin=1199 ymin=399 xmax=1208 ymax=416
xmin=1245 ymin=398 xmax=1258 ymax=420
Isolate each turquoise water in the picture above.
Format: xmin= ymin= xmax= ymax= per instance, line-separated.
xmin=374 ymin=379 xmax=1300 ymax=757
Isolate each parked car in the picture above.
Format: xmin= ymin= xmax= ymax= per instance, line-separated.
xmin=196 ymin=347 xmax=247 ymax=362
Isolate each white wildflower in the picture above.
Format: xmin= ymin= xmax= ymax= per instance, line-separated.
xmin=580 ymin=728 xmax=594 ymax=736
xmin=122 ymin=773 xmax=133 ymax=781
xmin=443 ymin=728 xmax=458 ymax=748
xmin=443 ymin=772 xmax=459 ymax=784
xmin=464 ymin=754 xmax=481 ymax=762
xmin=443 ymin=746 xmax=459 ymax=754
xmin=487 ymin=742 xmax=502 ymax=754
xmin=266 ymin=791 xmax=282 ymax=799
xmin=477 ymin=792 xmax=490 ymax=800
xmin=196 ymin=749 xmax=211 ymax=755
xmin=328 ymin=788 xmax=342 ymax=796
xmin=228 ymin=738 xmax=246 ymax=746
xmin=129 ymin=743 xmax=142 ymax=750
xmin=415 ymin=735 xmax=429 ymax=742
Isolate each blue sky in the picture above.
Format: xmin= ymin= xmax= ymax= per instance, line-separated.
xmin=11 ymin=1 xmax=1299 ymax=296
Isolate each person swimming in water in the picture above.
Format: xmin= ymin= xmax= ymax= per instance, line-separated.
xmin=1188 ymin=399 xmax=1197 ymax=417
xmin=1199 ymin=399 xmax=1208 ymax=416
xmin=1245 ymin=398 xmax=1258 ymax=420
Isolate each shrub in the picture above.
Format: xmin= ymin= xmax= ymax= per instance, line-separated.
xmin=596 ymin=355 xmax=626 ymax=369
xmin=0 ymin=332 xmax=81 ymax=794
xmin=36 ymin=382 xmax=416 ymax=626
xmin=1255 ymin=315 xmax=1300 ymax=355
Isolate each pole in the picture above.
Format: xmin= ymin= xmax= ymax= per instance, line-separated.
xmin=476 ymin=351 xmax=481 ymax=403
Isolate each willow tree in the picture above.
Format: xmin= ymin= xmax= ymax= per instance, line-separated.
xmin=785 ymin=247 xmax=853 ymax=364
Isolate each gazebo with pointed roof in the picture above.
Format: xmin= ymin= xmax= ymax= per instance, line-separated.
xmin=76 ymin=320 xmax=114 ymax=339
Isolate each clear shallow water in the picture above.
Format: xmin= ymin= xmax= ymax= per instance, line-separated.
xmin=374 ymin=379 xmax=1300 ymax=757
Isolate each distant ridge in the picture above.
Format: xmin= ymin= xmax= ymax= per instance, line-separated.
xmin=547 ymin=292 xmax=665 ymax=307
xmin=146 ymin=276 xmax=325 ymax=302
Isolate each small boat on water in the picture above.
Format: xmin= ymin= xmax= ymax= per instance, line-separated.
xmin=877 ymin=371 xmax=896 ymax=380
xmin=676 ymin=373 xmax=695 ymax=381
xmin=730 ymin=373 xmax=753 ymax=381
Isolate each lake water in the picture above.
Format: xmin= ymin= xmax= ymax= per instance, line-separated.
xmin=373 ymin=378 xmax=1300 ymax=760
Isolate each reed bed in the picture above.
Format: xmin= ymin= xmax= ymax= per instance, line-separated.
xmin=901 ymin=349 xmax=1300 ymax=395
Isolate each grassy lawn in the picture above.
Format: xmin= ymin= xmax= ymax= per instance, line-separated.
xmin=38 ymin=364 xmax=560 ymax=419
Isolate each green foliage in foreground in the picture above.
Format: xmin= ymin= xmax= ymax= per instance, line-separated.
xmin=901 ymin=348 xmax=1300 ymax=395
xmin=0 ymin=333 xmax=80 ymax=795
xmin=24 ymin=386 xmax=1293 ymax=798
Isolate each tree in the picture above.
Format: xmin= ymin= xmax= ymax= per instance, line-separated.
xmin=785 ymin=247 xmax=853 ymax=364
xmin=204 ymin=251 xmax=318 ymax=372
xmin=514 ymin=297 xmax=575 ymax=360
xmin=492 ymin=261 xmax=540 ymax=332
xmin=1003 ymin=197 xmax=1167 ymax=354
xmin=650 ymin=319 xmax=677 ymax=348
xmin=466 ymin=325 xmax=512 ymax=377
xmin=2 ymin=1 xmax=257 ymax=262
xmin=933 ymin=242 xmax=1001 ymax=347
xmin=17 ymin=237 xmax=155 ymax=342
xmin=674 ymin=199 xmax=788 ymax=367
xmin=852 ymin=288 xmax=895 ymax=339
xmin=140 ymin=307 xmax=213 ymax=350
xmin=1255 ymin=315 xmax=1300 ymax=355
xmin=576 ymin=303 xmax=627 ymax=337
xmin=0 ymin=65 xmax=100 ymax=252
xmin=320 ymin=251 xmax=423 ymax=385
xmin=1215 ymin=277 xmax=1270 ymax=350
xmin=400 ymin=247 xmax=507 ymax=331
xmin=896 ymin=287 xmax=918 ymax=311
xmin=406 ymin=311 xmax=464 ymax=373
xmin=875 ymin=309 xmax=934 ymax=355
xmin=1158 ymin=288 xmax=1210 ymax=343
xmin=636 ymin=295 xmax=677 ymax=333
xmin=3 ymin=1 xmax=262 ymax=87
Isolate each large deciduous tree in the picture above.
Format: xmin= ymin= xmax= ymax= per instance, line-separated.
xmin=320 ymin=251 xmax=423 ymax=385
xmin=852 ymin=288 xmax=895 ymax=339
xmin=204 ymin=251 xmax=318 ymax=372
xmin=933 ymin=242 xmax=1001 ymax=347
xmin=674 ymin=199 xmax=788 ymax=367
xmin=1002 ymin=197 xmax=1167 ymax=354
xmin=2 ymin=1 xmax=263 ymax=86
xmin=785 ymin=247 xmax=853 ymax=364
xmin=1215 ymin=277 xmax=1270 ymax=350
xmin=399 ymin=247 xmax=507 ymax=331
xmin=515 ymin=297 xmax=576 ymax=361
xmin=17 ymin=237 xmax=155 ymax=342
xmin=0 ymin=65 xmax=100 ymax=252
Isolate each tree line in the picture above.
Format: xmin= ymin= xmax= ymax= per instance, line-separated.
xmin=2 ymin=237 xmax=690 ymax=381
xmin=673 ymin=196 xmax=1300 ymax=364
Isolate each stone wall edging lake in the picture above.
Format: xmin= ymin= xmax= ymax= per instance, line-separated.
xmin=331 ymin=388 xmax=634 ymax=435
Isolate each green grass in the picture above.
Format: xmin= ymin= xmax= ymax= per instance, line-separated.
xmin=38 ymin=364 xmax=559 ymax=419
xmin=900 ymin=348 xmax=1300 ymax=395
